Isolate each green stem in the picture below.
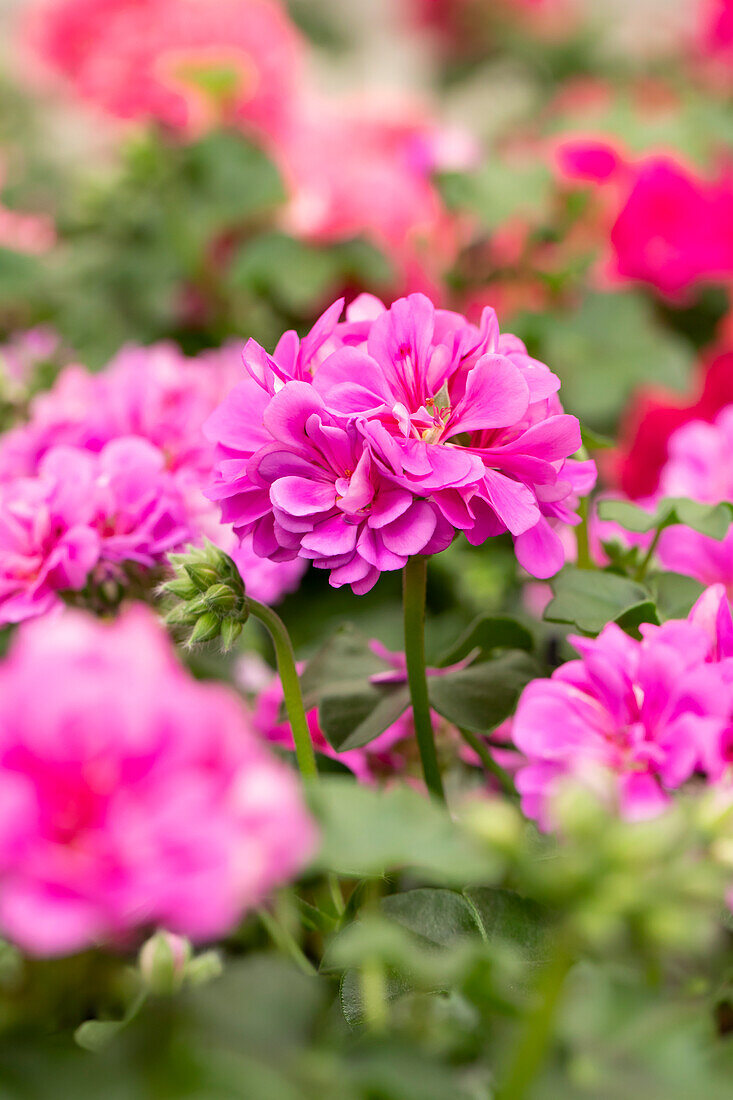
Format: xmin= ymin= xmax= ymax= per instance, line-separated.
xmin=634 ymin=524 xmax=665 ymax=582
xmin=495 ymin=934 xmax=573 ymax=1100
xmin=402 ymin=557 xmax=445 ymax=802
xmin=458 ymin=726 xmax=517 ymax=799
xmin=575 ymin=495 xmax=592 ymax=570
xmin=247 ymin=598 xmax=318 ymax=783
xmin=257 ymin=908 xmax=316 ymax=976
xmin=361 ymin=958 xmax=388 ymax=1031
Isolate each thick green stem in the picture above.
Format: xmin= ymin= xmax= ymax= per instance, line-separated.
xmin=247 ymin=598 xmax=318 ymax=783
xmin=495 ymin=935 xmax=573 ymax=1100
xmin=402 ymin=557 xmax=445 ymax=801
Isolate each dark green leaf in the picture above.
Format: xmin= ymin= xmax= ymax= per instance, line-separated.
xmin=437 ymin=615 xmax=534 ymax=667
xmin=428 ymin=651 xmax=539 ymax=733
xmin=544 ymin=567 xmax=656 ymax=635
xmin=300 ymin=625 xmax=392 ymax=710
xmin=649 ymin=572 xmax=705 ymax=621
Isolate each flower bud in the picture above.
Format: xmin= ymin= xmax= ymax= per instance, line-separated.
xmin=184 ymin=562 xmax=220 ymax=593
xmin=221 ymin=618 xmax=244 ymax=652
xmin=204 ymin=583 xmax=239 ymax=614
xmin=165 ymin=575 xmax=199 ymax=601
xmin=139 ymin=931 xmax=192 ymax=995
xmin=189 ymin=611 xmax=221 ymax=645
xmin=186 ymin=950 xmax=223 ymax=987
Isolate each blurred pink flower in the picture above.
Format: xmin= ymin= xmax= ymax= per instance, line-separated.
xmin=278 ymin=98 xmax=461 ymax=295
xmin=0 ymin=342 xmax=305 ymax=605
xmin=555 ymin=139 xmax=733 ymax=298
xmin=512 ymin=606 xmax=733 ymax=828
xmin=0 ymin=457 xmax=99 ymax=625
xmin=653 ymin=406 xmax=733 ymax=590
xmin=24 ymin=0 xmax=304 ymax=142
xmin=0 ymin=605 xmax=315 ymax=955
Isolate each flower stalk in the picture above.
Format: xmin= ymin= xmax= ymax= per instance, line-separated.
xmin=402 ymin=556 xmax=445 ymax=802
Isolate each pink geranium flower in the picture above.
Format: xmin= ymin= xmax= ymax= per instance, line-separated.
xmin=206 ymin=294 xmax=589 ymax=590
xmin=0 ymin=457 xmax=99 ymax=625
xmin=0 ymin=342 xmax=306 ymax=606
xmin=24 ymin=0 xmax=304 ymax=142
xmin=0 ymin=606 xmax=316 ymax=955
xmin=512 ymin=598 xmax=733 ymax=828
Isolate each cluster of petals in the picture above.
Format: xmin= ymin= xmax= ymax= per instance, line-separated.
xmin=0 ymin=605 xmax=315 ymax=956
xmin=206 ymin=293 xmax=591 ymax=593
xmin=0 ymin=342 xmax=304 ymax=622
xmin=555 ymin=137 xmax=733 ymax=298
xmin=512 ymin=585 xmax=733 ymax=829
xmin=24 ymin=0 xmax=303 ymax=142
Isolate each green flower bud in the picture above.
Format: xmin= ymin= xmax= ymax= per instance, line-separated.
xmin=165 ymin=575 xmax=199 ymax=601
xmin=184 ymin=563 xmax=220 ymax=593
xmin=189 ymin=611 xmax=221 ymax=645
xmin=139 ymin=931 xmax=192 ymax=996
xmin=221 ymin=618 xmax=244 ymax=652
xmin=204 ymin=583 xmax=239 ymax=614
xmin=185 ymin=950 xmax=223 ymax=987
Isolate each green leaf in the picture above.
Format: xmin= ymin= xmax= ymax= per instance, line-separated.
xmin=300 ymin=625 xmax=392 ymax=710
xmin=649 ymin=571 xmax=705 ymax=621
xmin=322 ymin=685 xmax=411 ymax=752
xmin=544 ymin=566 xmax=658 ymax=635
xmin=74 ymin=1019 xmax=128 ymax=1053
xmin=598 ymin=497 xmax=733 ymax=540
xmin=437 ymin=160 xmax=553 ymax=229
xmin=428 ymin=651 xmax=539 ymax=733
xmin=436 ymin=615 xmax=534 ymax=667
xmin=310 ymin=778 xmax=497 ymax=883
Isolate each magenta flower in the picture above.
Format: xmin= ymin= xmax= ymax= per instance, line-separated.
xmin=511 ymin=605 xmax=733 ymax=828
xmin=0 ymin=457 xmax=99 ymax=625
xmin=207 ymin=293 xmax=588 ymax=588
xmin=0 ymin=605 xmax=316 ymax=956
xmin=0 ymin=342 xmax=305 ymax=606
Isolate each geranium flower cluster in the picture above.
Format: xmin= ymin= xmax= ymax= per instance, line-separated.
xmin=206 ymin=293 xmax=592 ymax=593
xmin=0 ymin=605 xmax=315 ymax=956
xmin=0 ymin=341 xmax=304 ymax=624
xmin=556 ymin=138 xmax=733 ymax=298
xmin=512 ymin=584 xmax=733 ymax=829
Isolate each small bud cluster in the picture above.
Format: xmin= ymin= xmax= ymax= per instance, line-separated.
xmin=163 ymin=542 xmax=249 ymax=651
xmin=138 ymin=930 xmax=223 ymax=996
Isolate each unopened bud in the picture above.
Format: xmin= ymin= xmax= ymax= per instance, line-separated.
xmin=185 ymin=950 xmax=223 ymax=986
xmin=139 ymin=931 xmax=192 ymax=995
xmin=185 ymin=563 xmax=220 ymax=593
xmin=165 ymin=575 xmax=199 ymax=601
xmin=204 ymin=583 xmax=239 ymax=614
xmin=221 ymin=618 xmax=244 ymax=652
xmin=189 ymin=611 xmax=221 ymax=645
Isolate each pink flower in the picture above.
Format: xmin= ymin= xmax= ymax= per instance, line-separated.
xmin=608 ymin=156 xmax=733 ymax=297
xmin=696 ymin=0 xmax=733 ymax=71
xmin=0 ymin=458 xmax=99 ymax=625
xmin=512 ymin=610 xmax=733 ymax=828
xmin=277 ymin=98 xmax=459 ymax=295
xmin=0 ymin=605 xmax=316 ymax=955
xmin=206 ymin=294 xmax=589 ymax=589
xmin=650 ymin=406 xmax=733 ymax=591
xmin=0 ymin=342 xmax=305 ymax=605
xmin=24 ymin=0 xmax=304 ymax=143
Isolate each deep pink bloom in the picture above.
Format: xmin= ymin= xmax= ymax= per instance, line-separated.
xmin=608 ymin=156 xmax=733 ymax=297
xmin=512 ymin=610 xmax=733 ymax=828
xmin=0 ymin=606 xmax=316 ymax=955
xmin=696 ymin=0 xmax=733 ymax=70
xmin=24 ymin=0 xmax=304 ymax=142
xmin=207 ymin=294 xmax=589 ymax=588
